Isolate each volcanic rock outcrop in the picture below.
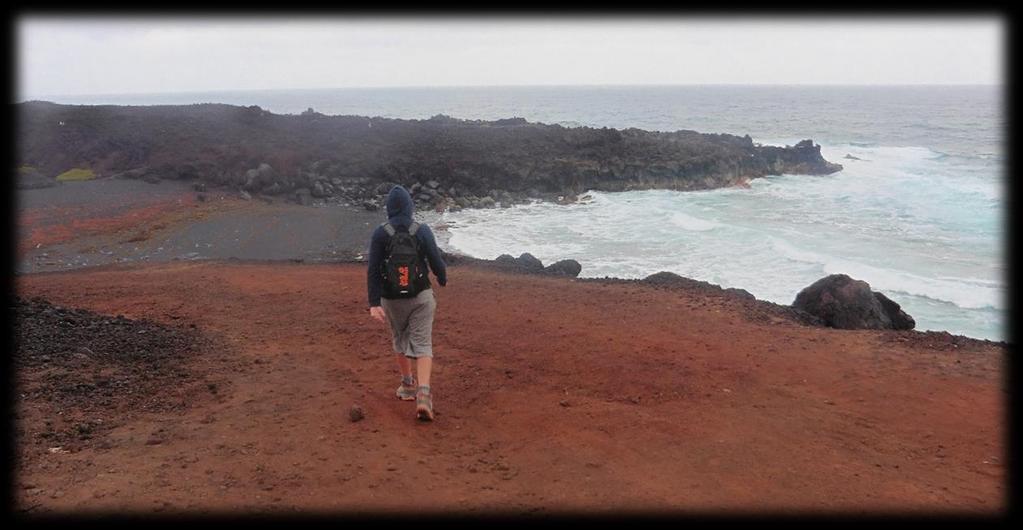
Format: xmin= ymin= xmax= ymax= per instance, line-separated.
xmin=642 ymin=271 xmax=757 ymax=300
xmin=487 ymin=253 xmax=582 ymax=277
xmin=16 ymin=101 xmax=842 ymax=208
xmin=792 ymin=274 xmax=915 ymax=330
xmin=544 ymin=259 xmax=584 ymax=277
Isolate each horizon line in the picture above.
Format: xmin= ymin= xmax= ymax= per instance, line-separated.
xmin=22 ymin=82 xmax=1002 ymax=101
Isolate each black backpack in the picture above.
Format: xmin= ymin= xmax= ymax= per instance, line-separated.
xmin=381 ymin=221 xmax=426 ymax=298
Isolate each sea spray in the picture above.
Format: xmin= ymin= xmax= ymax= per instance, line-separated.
xmin=441 ymin=142 xmax=1004 ymax=341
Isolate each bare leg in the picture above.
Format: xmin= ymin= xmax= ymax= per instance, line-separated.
xmin=415 ymin=357 xmax=432 ymax=388
xmin=396 ymin=354 xmax=413 ymax=380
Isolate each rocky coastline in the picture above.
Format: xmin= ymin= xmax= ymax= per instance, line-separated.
xmin=438 ymin=249 xmax=1004 ymax=348
xmin=17 ymin=101 xmax=842 ymax=211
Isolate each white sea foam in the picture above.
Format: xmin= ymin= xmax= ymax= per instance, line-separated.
xmin=440 ymin=140 xmax=1004 ymax=341
xmin=668 ymin=212 xmax=721 ymax=232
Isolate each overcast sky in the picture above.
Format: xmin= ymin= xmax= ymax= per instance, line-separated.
xmin=17 ymin=16 xmax=1004 ymax=99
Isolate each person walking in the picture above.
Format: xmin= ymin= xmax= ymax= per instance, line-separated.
xmin=367 ymin=185 xmax=447 ymax=421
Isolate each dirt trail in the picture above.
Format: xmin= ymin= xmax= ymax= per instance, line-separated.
xmin=13 ymin=261 xmax=1006 ymax=515
xmin=16 ymin=178 xmax=383 ymax=274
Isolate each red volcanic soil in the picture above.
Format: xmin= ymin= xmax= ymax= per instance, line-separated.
xmin=16 ymin=179 xmax=207 ymax=257
xmin=13 ymin=261 xmax=1006 ymax=515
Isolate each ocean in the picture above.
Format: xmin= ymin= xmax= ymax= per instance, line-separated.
xmin=35 ymin=85 xmax=1006 ymax=341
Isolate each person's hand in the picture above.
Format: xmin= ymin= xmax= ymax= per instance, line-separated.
xmin=369 ymin=306 xmax=387 ymax=324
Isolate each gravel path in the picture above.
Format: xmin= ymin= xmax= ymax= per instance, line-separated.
xmin=17 ymin=178 xmax=390 ymax=273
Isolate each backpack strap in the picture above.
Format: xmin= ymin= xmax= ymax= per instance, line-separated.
xmin=383 ymin=221 xmax=419 ymax=236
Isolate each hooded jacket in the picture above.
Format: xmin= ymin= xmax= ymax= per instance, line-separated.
xmin=366 ymin=186 xmax=447 ymax=307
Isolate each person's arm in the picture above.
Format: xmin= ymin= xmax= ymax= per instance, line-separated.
xmin=418 ymin=225 xmax=447 ymax=286
xmin=367 ymin=226 xmax=386 ymax=307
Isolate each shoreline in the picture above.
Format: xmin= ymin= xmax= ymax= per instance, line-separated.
xmin=16 ymin=253 xmax=1009 ymax=349
xmin=16 ymin=178 xmax=1004 ymax=345
xmin=432 ymin=184 xmax=1005 ymax=345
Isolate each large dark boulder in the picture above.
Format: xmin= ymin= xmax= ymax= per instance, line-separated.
xmin=792 ymin=274 xmax=915 ymax=330
xmin=495 ymin=254 xmax=517 ymax=266
xmin=873 ymin=291 xmax=916 ymax=330
xmin=515 ymin=253 xmax=544 ymax=271
xmin=544 ymin=259 xmax=582 ymax=277
xmin=492 ymin=252 xmax=550 ymax=274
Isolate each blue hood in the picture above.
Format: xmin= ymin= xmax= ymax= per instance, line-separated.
xmin=386 ymin=186 xmax=414 ymax=224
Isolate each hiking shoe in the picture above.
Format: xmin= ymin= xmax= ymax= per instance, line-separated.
xmin=416 ymin=387 xmax=434 ymax=421
xmin=396 ymin=380 xmax=417 ymax=401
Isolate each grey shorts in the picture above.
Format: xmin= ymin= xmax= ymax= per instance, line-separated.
xmin=380 ymin=289 xmax=436 ymax=359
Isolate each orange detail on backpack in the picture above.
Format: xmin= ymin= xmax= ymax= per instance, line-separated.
xmin=399 ymin=265 xmax=409 ymax=287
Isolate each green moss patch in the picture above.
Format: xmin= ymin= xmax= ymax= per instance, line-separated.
xmin=55 ymin=168 xmax=96 ymax=181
